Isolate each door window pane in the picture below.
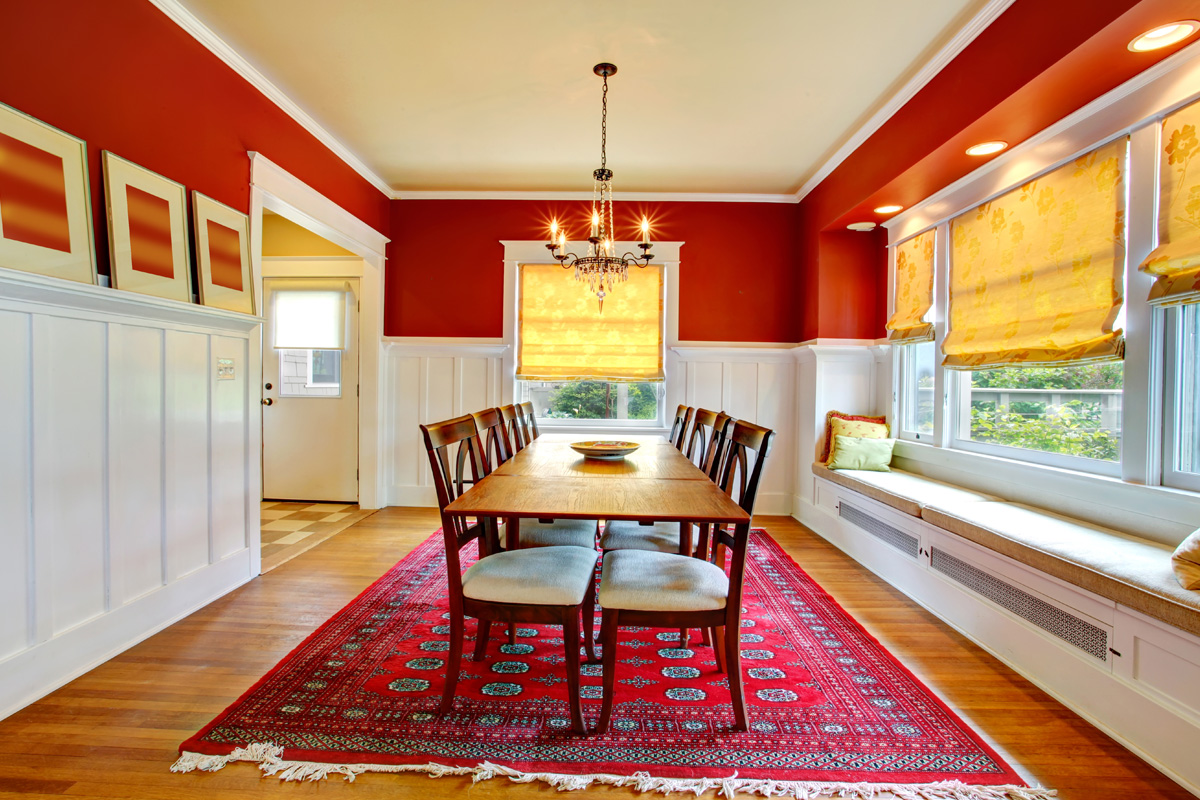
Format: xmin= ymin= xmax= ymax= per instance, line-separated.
xmin=959 ymin=363 xmax=1123 ymax=462
xmin=279 ymin=349 xmax=342 ymax=397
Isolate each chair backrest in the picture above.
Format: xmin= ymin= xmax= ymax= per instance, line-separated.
xmin=472 ymin=407 xmax=513 ymax=471
xmin=701 ymin=412 xmax=735 ymax=480
xmin=668 ymin=404 xmax=694 ymax=451
xmin=716 ymin=420 xmax=775 ymax=518
xmin=420 ymin=415 xmax=493 ymax=590
xmin=519 ymin=401 xmax=540 ymax=441
xmin=684 ymin=408 xmax=719 ymax=463
xmin=500 ymin=404 xmax=528 ymax=452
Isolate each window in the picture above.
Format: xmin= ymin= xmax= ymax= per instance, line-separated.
xmin=898 ymin=340 xmax=936 ymax=439
xmin=955 ymin=363 xmax=1123 ymax=465
xmin=523 ymin=380 xmax=662 ymax=421
xmin=516 ymin=262 xmax=665 ymax=426
xmin=1165 ymin=304 xmax=1200 ymax=490
xmin=278 ymin=349 xmax=342 ymax=397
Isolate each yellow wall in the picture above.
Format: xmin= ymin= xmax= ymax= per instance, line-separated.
xmin=261 ymin=212 xmax=354 ymax=257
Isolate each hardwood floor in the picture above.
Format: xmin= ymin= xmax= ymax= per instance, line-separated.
xmin=0 ymin=509 xmax=1189 ymax=799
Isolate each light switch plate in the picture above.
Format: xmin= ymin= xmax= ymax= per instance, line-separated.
xmin=216 ymin=357 xmax=235 ymax=380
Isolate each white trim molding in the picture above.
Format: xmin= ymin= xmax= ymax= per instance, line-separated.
xmin=794 ymin=0 xmax=1016 ymax=201
xmin=149 ymin=0 xmax=392 ymax=198
xmin=396 ymin=190 xmax=797 ymax=203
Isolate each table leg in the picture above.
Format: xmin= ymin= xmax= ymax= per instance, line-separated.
xmin=678 ymin=521 xmax=693 ymax=558
xmin=506 ymin=516 xmax=519 ymax=550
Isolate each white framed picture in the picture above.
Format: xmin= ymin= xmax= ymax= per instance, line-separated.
xmin=193 ymin=191 xmax=254 ymax=314
xmin=102 ymin=151 xmax=191 ymax=303
xmin=0 ymin=102 xmax=96 ymax=284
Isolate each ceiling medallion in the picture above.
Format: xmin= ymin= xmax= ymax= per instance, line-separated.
xmin=547 ymin=63 xmax=653 ymax=311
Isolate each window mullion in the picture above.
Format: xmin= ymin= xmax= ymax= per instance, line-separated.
xmin=1122 ymin=121 xmax=1162 ymax=484
xmin=933 ymin=221 xmax=951 ymax=449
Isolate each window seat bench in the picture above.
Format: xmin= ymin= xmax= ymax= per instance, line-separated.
xmin=811 ymin=462 xmax=1200 ymax=638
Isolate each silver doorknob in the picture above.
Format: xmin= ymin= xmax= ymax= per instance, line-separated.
xmin=262 ymin=398 xmax=274 ymax=406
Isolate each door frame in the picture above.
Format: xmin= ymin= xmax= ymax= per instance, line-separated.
xmin=248 ymin=153 xmax=389 ymax=550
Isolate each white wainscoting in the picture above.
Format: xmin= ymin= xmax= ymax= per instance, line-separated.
xmin=671 ymin=347 xmax=795 ymax=516
xmin=383 ymin=341 xmax=796 ymax=515
xmin=384 ymin=342 xmax=510 ymax=507
xmin=0 ymin=268 xmax=260 ymax=719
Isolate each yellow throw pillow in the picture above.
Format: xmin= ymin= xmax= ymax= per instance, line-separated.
xmin=1172 ymin=529 xmax=1200 ymax=590
xmin=827 ymin=435 xmax=895 ymax=471
xmin=826 ymin=417 xmax=890 ymax=464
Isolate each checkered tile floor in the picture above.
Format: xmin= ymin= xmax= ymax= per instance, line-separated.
xmin=260 ymin=501 xmax=375 ymax=572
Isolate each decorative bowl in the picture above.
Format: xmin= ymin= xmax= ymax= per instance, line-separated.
xmin=569 ymin=440 xmax=641 ymax=460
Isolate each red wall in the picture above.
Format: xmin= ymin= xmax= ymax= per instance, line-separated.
xmin=387 ymin=200 xmax=800 ymax=342
xmin=0 ymin=0 xmax=390 ymax=277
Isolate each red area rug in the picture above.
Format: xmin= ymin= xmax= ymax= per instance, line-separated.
xmin=174 ymin=530 xmax=1051 ymax=799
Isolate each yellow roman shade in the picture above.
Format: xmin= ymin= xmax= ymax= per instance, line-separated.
xmin=886 ymin=229 xmax=935 ymax=343
xmin=943 ymin=137 xmax=1128 ymax=369
xmin=517 ymin=263 xmax=664 ymax=382
xmin=1140 ymin=100 xmax=1200 ymax=306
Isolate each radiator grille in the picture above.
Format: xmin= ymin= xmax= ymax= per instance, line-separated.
xmin=838 ymin=502 xmax=919 ymax=559
xmin=931 ymin=547 xmax=1108 ymax=662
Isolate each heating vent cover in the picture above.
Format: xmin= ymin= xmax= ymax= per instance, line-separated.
xmin=839 ymin=502 xmax=919 ymax=559
xmin=931 ymin=547 xmax=1108 ymax=662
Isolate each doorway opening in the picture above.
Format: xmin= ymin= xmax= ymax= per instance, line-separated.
xmin=258 ymin=211 xmax=373 ymax=570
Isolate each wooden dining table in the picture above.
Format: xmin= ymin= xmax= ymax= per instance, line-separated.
xmin=444 ymin=433 xmax=750 ymax=554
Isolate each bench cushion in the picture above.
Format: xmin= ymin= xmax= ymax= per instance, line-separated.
xmin=922 ymin=502 xmax=1200 ymax=637
xmin=814 ymin=462 xmax=999 ymax=517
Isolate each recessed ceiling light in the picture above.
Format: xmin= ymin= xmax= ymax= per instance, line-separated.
xmin=874 ymin=204 xmax=904 ymax=214
xmin=966 ymin=141 xmax=1008 ymax=156
xmin=1129 ymin=20 xmax=1199 ymax=52
xmin=846 ymin=222 xmax=877 ymax=232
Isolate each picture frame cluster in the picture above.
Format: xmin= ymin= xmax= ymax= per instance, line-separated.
xmin=0 ymin=101 xmax=255 ymax=315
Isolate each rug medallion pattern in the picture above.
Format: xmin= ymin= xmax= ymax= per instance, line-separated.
xmin=180 ymin=531 xmax=1029 ymax=788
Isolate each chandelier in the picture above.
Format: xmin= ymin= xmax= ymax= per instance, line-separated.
xmin=546 ymin=63 xmax=653 ymax=311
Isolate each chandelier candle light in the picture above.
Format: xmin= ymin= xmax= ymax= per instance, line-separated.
xmin=547 ymin=63 xmax=654 ymax=311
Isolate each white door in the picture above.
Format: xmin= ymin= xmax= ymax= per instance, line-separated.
xmin=262 ymin=277 xmax=359 ymax=502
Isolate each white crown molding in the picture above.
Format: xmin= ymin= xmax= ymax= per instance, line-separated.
xmin=885 ymin=37 xmax=1200 ymax=242
xmin=394 ymin=190 xmax=797 ymax=203
xmin=148 ymin=0 xmax=393 ymax=199
xmin=793 ymin=0 xmax=1016 ymax=203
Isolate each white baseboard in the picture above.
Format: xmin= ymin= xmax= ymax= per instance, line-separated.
xmin=795 ymin=495 xmax=1200 ymax=797
xmin=0 ymin=551 xmax=253 ymax=721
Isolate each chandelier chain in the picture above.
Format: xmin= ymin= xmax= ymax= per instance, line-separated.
xmin=600 ymin=73 xmax=608 ymax=171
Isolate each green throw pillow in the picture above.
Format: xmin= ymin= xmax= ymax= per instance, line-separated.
xmin=827 ymin=435 xmax=894 ymax=471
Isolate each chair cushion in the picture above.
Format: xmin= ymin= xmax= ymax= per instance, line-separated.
xmin=504 ymin=518 xmax=597 ymax=549
xmin=600 ymin=520 xmax=689 ymax=554
xmin=462 ymin=547 xmax=599 ymax=606
xmin=922 ymin=501 xmax=1200 ymax=637
xmin=813 ymin=462 xmax=999 ymax=517
xmin=599 ymin=550 xmax=728 ymax=611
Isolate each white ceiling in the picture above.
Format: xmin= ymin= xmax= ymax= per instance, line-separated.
xmin=176 ymin=0 xmax=990 ymax=195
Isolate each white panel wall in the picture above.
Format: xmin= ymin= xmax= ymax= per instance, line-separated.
xmin=674 ymin=348 xmax=796 ymax=516
xmin=384 ymin=344 xmax=508 ymax=506
xmin=0 ymin=269 xmax=259 ymax=720
xmin=382 ymin=342 xmax=797 ymax=516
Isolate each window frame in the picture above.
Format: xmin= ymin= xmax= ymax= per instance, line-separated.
xmin=886 ymin=69 xmax=1200 ymax=485
xmin=501 ymin=240 xmax=683 ymax=434
xmin=1163 ymin=304 xmax=1200 ymax=492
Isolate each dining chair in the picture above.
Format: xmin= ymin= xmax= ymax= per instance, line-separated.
xmin=519 ymin=400 xmax=541 ymax=440
xmin=500 ymin=403 xmax=529 ymax=452
xmin=595 ymin=419 xmax=775 ymax=733
xmin=420 ymin=414 xmax=599 ymax=734
xmin=668 ymin=404 xmax=694 ymax=451
xmin=598 ymin=413 xmax=734 ymax=555
xmin=472 ymin=407 xmax=598 ymax=551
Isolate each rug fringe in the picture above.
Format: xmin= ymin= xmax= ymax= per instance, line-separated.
xmin=171 ymin=744 xmax=1056 ymax=799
